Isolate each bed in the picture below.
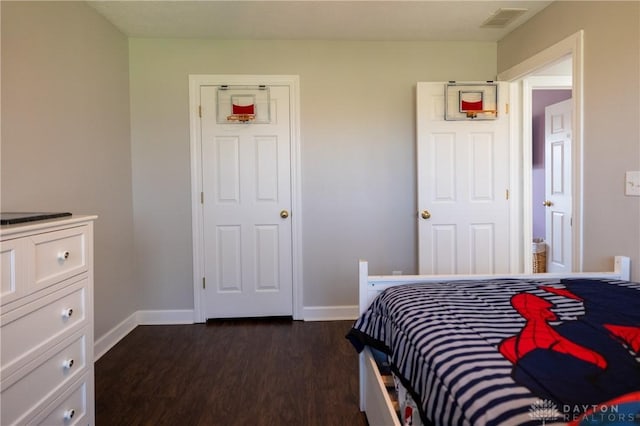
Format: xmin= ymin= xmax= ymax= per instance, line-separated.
xmin=347 ymin=256 xmax=639 ymax=426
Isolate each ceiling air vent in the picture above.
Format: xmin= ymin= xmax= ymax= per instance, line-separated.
xmin=481 ymin=8 xmax=528 ymax=28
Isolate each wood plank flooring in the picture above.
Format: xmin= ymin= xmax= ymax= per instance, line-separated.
xmin=95 ymin=319 xmax=368 ymax=426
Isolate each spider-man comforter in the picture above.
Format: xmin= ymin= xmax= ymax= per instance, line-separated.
xmin=347 ymin=278 xmax=640 ymax=426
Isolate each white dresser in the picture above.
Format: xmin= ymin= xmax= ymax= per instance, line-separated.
xmin=1 ymin=216 xmax=96 ymax=425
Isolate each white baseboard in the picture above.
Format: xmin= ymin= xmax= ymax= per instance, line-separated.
xmin=95 ymin=306 xmax=357 ymax=360
xmin=136 ymin=309 xmax=195 ymax=325
xmin=302 ymin=305 xmax=358 ymax=321
xmin=94 ymin=312 xmax=138 ymax=361
xmin=94 ymin=309 xmax=194 ymax=361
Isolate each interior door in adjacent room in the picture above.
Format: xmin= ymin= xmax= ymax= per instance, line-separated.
xmin=199 ymin=84 xmax=293 ymax=318
xmin=544 ymin=99 xmax=573 ymax=274
xmin=417 ymin=82 xmax=511 ymax=275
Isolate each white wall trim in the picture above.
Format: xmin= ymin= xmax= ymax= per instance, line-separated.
xmin=93 ymin=305 xmax=358 ymax=361
xmin=498 ymin=31 xmax=581 ymax=82
xmin=137 ymin=309 xmax=195 ymax=325
xmin=94 ymin=310 xmax=195 ymax=361
xmin=94 ymin=306 xmax=356 ymax=360
xmin=93 ymin=258 xmax=623 ymax=359
xmin=302 ymin=305 xmax=359 ymax=321
xmin=507 ymin=81 xmax=523 ymax=273
xmin=521 ymin=76 xmax=573 ymax=273
xmin=499 ymin=30 xmax=584 ymax=273
xmin=94 ymin=312 xmax=138 ymax=361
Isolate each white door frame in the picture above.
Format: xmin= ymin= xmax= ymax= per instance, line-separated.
xmin=188 ymin=74 xmax=303 ymax=322
xmin=499 ymin=30 xmax=584 ymax=273
xmin=524 ymin=75 xmax=572 ymax=272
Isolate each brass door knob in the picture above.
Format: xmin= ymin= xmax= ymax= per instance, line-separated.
xmin=280 ymin=210 xmax=289 ymax=219
xmin=420 ymin=210 xmax=431 ymax=220
xmin=543 ymin=200 xmax=553 ymax=207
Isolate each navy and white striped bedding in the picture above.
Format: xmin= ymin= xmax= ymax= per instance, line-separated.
xmin=347 ymin=278 xmax=640 ymax=426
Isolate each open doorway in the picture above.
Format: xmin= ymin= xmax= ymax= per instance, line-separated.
xmin=499 ymin=31 xmax=584 ymax=274
xmin=525 ymin=62 xmax=574 ymax=274
xmin=530 ymin=67 xmax=572 ymax=272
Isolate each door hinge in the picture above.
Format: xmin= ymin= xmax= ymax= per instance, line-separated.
xmin=198 ymin=105 xmax=202 ymax=118
xmin=505 ymin=103 xmax=509 ymax=115
xmin=506 ymin=189 xmax=510 ymax=200
xmin=200 ymin=192 xmax=204 ymax=204
xmin=202 ymin=277 xmax=206 ymax=289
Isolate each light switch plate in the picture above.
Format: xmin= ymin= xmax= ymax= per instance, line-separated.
xmin=625 ymin=171 xmax=640 ymax=196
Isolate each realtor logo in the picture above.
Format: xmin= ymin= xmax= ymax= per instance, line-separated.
xmin=529 ymin=399 xmax=561 ymax=425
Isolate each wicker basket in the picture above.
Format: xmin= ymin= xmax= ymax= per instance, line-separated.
xmin=532 ymin=239 xmax=546 ymax=273
xmin=533 ymin=251 xmax=547 ymax=273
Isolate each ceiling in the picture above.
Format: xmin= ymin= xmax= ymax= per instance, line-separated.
xmin=87 ymin=1 xmax=552 ymax=42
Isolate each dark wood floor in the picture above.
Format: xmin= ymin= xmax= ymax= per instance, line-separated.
xmin=95 ymin=319 xmax=368 ymax=426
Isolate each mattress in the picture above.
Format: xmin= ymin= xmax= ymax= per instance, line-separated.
xmin=347 ymin=277 xmax=640 ymax=426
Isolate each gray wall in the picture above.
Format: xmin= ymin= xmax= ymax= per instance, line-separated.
xmin=6 ymin=1 xmax=636 ymax=340
xmin=1 ymin=1 xmax=137 ymax=338
xmin=498 ymin=1 xmax=640 ymax=279
xmin=128 ymin=39 xmax=497 ymax=309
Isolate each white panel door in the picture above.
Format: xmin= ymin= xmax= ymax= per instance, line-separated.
xmin=544 ymin=99 xmax=572 ymax=273
xmin=417 ymin=82 xmax=511 ymax=274
xmin=200 ymin=85 xmax=293 ymax=318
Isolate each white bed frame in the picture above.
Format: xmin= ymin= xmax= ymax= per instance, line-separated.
xmin=357 ymin=256 xmax=631 ymax=426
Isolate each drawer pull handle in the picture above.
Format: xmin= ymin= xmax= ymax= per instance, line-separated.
xmin=62 ymin=308 xmax=74 ymax=319
xmin=63 ymin=409 xmax=75 ymax=420
xmin=63 ymin=359 xmax=75 ymax=369
xmin=58 ymin=251 xmax=71 ymax=261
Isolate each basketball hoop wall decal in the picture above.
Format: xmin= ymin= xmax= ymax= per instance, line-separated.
xmin=445 ymin=82 xmax=498 ymax=120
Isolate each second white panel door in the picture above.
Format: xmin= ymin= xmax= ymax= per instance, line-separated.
xmin=200 ymin=85 xmax=293 ymax=318
xmin=417 ymin=82 xmax=511 ymax=274
xmin=544 ymin=99 xmax=573 ymax=273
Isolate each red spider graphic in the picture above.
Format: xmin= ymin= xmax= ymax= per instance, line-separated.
xmin=498 ymin=292 xmax=607 ymax=368
xmin=499 ymin=285 xmax=640 ymax=369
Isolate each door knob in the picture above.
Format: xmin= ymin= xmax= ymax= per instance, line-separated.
xmin=543 ymin=200 xmax=553 ymax=207
xmin=280 ymin=210 xmax=289 ymax=219
xmin=420 ymin=210 xmax=431 ymax=220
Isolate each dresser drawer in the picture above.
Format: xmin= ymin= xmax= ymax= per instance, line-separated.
xmin=1 ymin=333 xmax=87 ymax=426
xmin=1 ymin=278 xmax=87 ymax=373
xmin=0 ymin=240 xmax=22 ymax=303
xmin=0 ymin=216 xmax=96 ymax=426
xmin=32 ymin=374 xmax=91 ymax=426
xmin=1 ymin=238 xmax=27 ymax=304
xmin=32 ymin=225 xmax=88 ymax=291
